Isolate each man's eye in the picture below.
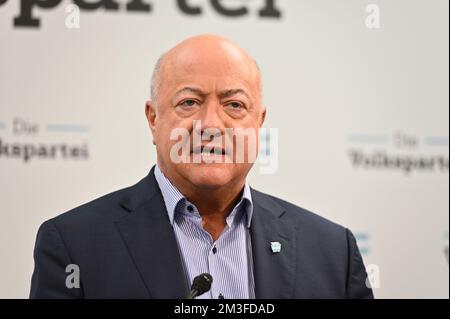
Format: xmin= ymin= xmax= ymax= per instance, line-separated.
xmin=227 ymin=102 xmax=243 ymax=110
xmin=180 ymin=99 xmax=198 ymax=107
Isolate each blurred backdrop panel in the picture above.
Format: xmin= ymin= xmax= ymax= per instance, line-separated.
xmin=0 ymin=0 xmax=448 ymax=298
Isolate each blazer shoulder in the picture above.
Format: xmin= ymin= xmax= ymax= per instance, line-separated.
xmin=47 ymin=174 xmax=153 ymax=231
xmin=251 ymin=188 xmax=347 ymax=236
xmin=50 ymin=187 xmax=128 ymax=227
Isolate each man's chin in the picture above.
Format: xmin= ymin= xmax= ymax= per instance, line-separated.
xmin=183 ymin=163 xmax=235 ymax=189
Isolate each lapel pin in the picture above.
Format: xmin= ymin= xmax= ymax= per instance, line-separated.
xmin=270 ymin=241 xmax=281 ymax=253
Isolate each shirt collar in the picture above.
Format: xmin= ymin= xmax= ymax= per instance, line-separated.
xmin=154 ymin=165 xmax=253 ymax=228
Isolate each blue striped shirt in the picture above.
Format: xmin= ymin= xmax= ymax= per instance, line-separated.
xmin=154 ymin=165 xmax=255 ymax=299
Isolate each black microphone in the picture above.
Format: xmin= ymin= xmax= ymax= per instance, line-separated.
xmin=186 ymin=273 xmax=213 ymax=299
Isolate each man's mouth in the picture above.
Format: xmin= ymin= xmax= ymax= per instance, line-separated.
xmin=192 ymin=146 xmax=227 ymax=156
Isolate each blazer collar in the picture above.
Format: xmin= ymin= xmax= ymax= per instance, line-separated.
xmin=115 ymin=166 xmax=189 ymax=298
xmin=250 ymin=189 xmax=298 ymax=299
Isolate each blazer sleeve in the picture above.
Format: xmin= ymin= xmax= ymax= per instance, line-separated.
xmin=29 ymin=220 xmax=83 ymax=299
xmin=345 ymin=229 xmax=375 ymax=299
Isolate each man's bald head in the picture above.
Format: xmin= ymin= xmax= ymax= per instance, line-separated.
xmin=150 ymin=34 xmax=262 ymax=105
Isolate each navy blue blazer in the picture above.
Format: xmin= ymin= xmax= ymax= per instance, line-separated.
xmin=30 ymin=166 xmax=374 ymax=299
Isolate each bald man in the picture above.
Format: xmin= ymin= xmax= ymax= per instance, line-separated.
xmin=30 ymin=35 xmax=374 ymax=299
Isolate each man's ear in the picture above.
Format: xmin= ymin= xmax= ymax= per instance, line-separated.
xmin=145 ymin=100 xmax=157 ymax=145
xmin=259 ymin=107 xmax=267 ymax=127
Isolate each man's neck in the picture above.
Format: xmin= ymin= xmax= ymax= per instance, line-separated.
xmin=162 ymin=168 xmax=245 ymax=214
xmin=185 ymin=183 xmax=244 ymax=217
xmin=184 ymin=184 xmax=244 ymax=242
xmin=157 ymin=163 xmax=246 ymax=240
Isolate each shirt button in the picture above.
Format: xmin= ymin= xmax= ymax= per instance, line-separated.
xmin=212 ymin=246 xmax=217 ymax=254
xmin=187 ymin=205 xmax=194 ymax=212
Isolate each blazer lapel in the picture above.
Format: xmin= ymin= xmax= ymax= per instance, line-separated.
xmin=115 ymin=168 xmax=189 ymax=299
xmin=250 ymin=190 xmax=298 ymax=299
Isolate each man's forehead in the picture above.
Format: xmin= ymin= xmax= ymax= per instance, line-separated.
xmin=151 ymin=35 xmax=262 ymax=101
xmin=162 ymin=73 xmax=258 ymax=102
xmin=163 ymin=53 xmax=259 ymax=91
xmin=165 ymin=49 xmax=257 ymax=78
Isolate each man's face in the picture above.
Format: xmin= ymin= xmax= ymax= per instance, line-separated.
xmin=147 ymin=39 xmax=265 ymax=190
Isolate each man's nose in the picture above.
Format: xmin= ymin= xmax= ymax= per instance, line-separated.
xmin=196 ymin=102 xmax=226 ymax=134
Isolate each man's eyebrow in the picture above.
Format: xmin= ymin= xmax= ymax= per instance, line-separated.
xmin=174 ymin=87 xmax=206 ymax=98
xmin=173 ymin=87 xmax=251 ymax=100
xmin=218 ymin=89 xmax=251 ymax=100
